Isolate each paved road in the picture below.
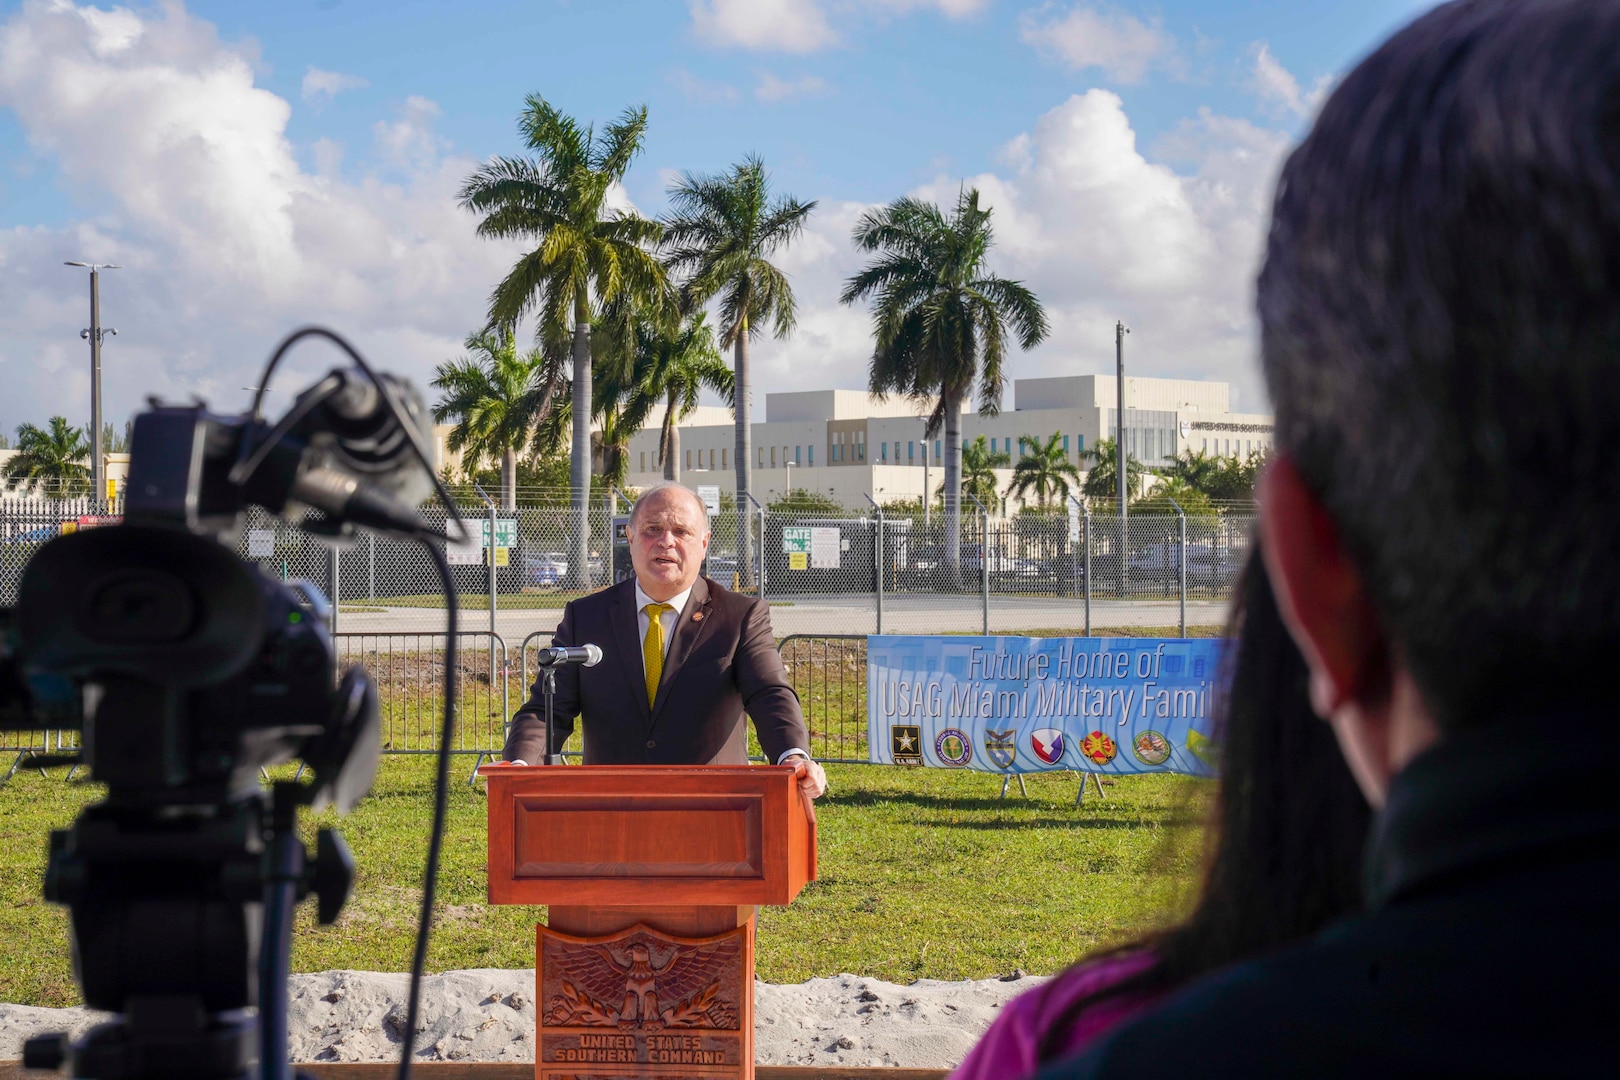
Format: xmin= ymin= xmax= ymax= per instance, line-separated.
xmin=333 ymin=592 xmax=1230 ymax=642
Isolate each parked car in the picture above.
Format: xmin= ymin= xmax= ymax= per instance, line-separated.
xmin=704 ymin=555 xmax=740 ymax=581
xmin=524 ymin=552 xmax=568 ymax=587
xmin=0 ymin=525 xmax=57 ymax=545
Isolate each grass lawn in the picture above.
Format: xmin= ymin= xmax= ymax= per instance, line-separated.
xmin=0 ymin=756 xmax=1210 ymax=1008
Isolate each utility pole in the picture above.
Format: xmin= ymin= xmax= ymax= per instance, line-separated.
xmin=1116 ymin=320 xmax=1130 ymax=598
xmin=66 ymin=261 xmax=121 ymax=502
xmin=1115 ymin=320 xmax=1129 ymax=517
xmin=922 ymin=443 xmax=931 ymax=535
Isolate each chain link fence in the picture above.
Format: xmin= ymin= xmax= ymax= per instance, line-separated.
xmin=1 ymin=491 xmax=1251 ymax=772
xmin=1 ymin=493 xmax=1251 ymax=638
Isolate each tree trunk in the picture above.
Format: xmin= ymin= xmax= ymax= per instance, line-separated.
xmin=569 ymin=301 xmax=593 ymax=590
xmin=662 ymin=391 xmax=679 ymax=482
xmin=943 ymin=388 xmax=963 ymax=581
xmin=733 ymin=324 xmax=753 ymax=589
xmin=501 ymin=445 xmax=517 ymax=511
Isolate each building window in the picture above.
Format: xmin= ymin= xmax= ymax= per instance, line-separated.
xmin=858 ymin=442 xmax=865 ymax=461
xmin=907 ymin=441 xmax=914 ymax=461
xmin=640 ymin=451 xmax=646 ymax=471
xmin=880 ymin=442 xmax=887 ymax=462
xmin=721 ymin=449 xmax=728 ymax=469
xmin=934 ymin=439 xmax=941 ymax=461
xmin=686 ymin=450 xmax=692 ymax=469
xmin=770 ymin=446 xmax=776 ymax=467
xmin=808 ymin=445 xmax=814 ymax=465
xmin=1062 ymin=436 xmax=1069 ymax=454
xmin=794 ymin=446 xmax=801 ymax=465
xmin=1077 ymin=434 xmax=1084 ymax=453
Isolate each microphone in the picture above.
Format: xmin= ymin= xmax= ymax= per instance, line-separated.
xmin=534 ymin=644 xmax=602 ymax=668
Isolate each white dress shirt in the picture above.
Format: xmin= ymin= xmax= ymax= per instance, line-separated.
xmin=634 ymin=580 xmax=692 ymax=661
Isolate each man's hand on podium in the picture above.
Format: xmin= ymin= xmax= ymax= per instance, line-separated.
xmin=782 ymin=753 xmax=827 ymax=799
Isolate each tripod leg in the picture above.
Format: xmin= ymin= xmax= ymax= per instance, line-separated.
xmin=999 ymin=773 xmax=1012 ymax=799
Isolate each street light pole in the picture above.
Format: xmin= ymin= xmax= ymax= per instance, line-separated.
xmin=1116 ymin=320 xmax=1130 ymax=599
xmin=66 ymin=261 xmax=121 ymax=503
xmin=1115 ymin=320 xmax=1129 ymax=517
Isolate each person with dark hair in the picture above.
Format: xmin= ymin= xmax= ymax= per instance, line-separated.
xmin=950 ymin=553 xmax=1369 ymax=1080
xmin=1044 ymin=1 xmax=1620 ymax=1076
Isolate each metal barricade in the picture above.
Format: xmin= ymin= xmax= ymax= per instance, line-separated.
xmin=778 ymin=633 xmax=869 ymax=764
xmin=332 ymin=631 xmax=510 ymax=756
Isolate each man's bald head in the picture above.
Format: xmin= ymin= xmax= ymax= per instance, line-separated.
xmin=630 ymin=482 xmax=709 ymax=528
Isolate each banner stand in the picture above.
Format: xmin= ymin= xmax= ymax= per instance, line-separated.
xmin=998 ymin=773 xmax=1030 ymax=799
xmin=1074 ymin=771 xmax=1108 ymax=806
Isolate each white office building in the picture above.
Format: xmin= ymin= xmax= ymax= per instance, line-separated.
xmin=622 ymin=373 xmax=1273 ymax=510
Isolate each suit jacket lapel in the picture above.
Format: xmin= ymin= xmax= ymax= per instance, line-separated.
xmin=652 ymin=576 xmax=714 ymax=721
xmin=607 ymin=579 xmax=651 ymax=723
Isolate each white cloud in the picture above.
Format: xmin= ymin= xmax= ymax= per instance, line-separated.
xmin=667 ymin=66 xmax=740 ymax=104
xmin=689 ymin=0 xmax=836 ymax=53
xmin=372 ymin=95 xmax=446 ymax=169
xmin=0 ymin=0 xmax=521 ymax=437
xmin=873 ymin=0 xmax=994 ymax=16
xmin=688 ymin=0 xmax=988 ymax=53
xmin=747 ymin=90 xmax=1290 ymax=412
xmin=755 ymin=72 xmax=830 ymax=102
xmin=1248 ymin=42 xmax=1331 ymax=119
xmin=1020 ymin=4 xmax=1172 ymax=85
xmin=300 ymin=65 xmax=366 ymax=105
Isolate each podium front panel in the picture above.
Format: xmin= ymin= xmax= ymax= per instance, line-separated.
xmin=484 ymin=765 xmax=814 ymax=908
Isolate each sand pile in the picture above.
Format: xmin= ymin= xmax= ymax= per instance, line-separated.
xmin=0 ymin=969 xmax=1044 ymax=1069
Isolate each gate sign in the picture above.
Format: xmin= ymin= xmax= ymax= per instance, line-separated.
xmin=480 ymin=518 xmax=518 ymax=549
xmin=783 ymin=527 xmax=812 ymax=554
xmin=868 ymin=635 xmax=1225 ymax=776
xmin=697 ymin=485 xmax=721 ymax=516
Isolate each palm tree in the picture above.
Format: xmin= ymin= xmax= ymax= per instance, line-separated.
xmin=960 ymin=434 xmax=1008 ymax=507
xmin=1135 ymin=475 xmax=1216 ymax=517
xmin=841 ymin=188 xmax=1047 ymax=575
xmin=459 ymin=95 xmax=668 ymax=585
xmin=1007 ymin=432 xmax=1082 ymax=509
xmin=1081 ymin=436 xmax=1147 ymax=509
xmin=430 ymin=328 xmax=561 ymax=508
xmin=589 ymin=338 xmax=664 ymax=507
xmin=1169 ymin=448 xmax=1220 ymax=495
xmin=2 ymin=417 xmax=91 ymax=495
xmin=662 ymin=155 xmax=816 ymax=585
xmin=632 ymin=313 xmax=732 ymax=481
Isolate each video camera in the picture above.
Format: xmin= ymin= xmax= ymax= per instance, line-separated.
xmin=0 ymin=328 xmax=466 ymax=1080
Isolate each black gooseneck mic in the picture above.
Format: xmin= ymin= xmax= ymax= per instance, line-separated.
xmin=535 ymin=643 xmax=600 ymax=766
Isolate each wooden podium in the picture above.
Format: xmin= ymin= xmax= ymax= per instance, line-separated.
xmin=480 ymin=765 xmax=817 ymax=1080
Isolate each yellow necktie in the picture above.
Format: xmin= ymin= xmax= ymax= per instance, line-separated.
xmin=643 ymin=602 xmax=673 ymax=708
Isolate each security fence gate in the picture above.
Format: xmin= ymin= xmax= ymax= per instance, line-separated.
xmin=1 ymin=494 xmax=1249 ymax=638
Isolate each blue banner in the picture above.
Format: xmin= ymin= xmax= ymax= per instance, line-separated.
xmin=866 ymin=636 xmax=1225 ymax=776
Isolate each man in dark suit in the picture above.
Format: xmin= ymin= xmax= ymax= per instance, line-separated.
xmin=1041 ymin=2 xmax=1620 ymax=1077
xmin=502 ymin=482 xmax=827 ymax=799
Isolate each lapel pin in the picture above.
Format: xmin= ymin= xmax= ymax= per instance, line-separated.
xmin=692 ymin=611 xmax=705 ymax=622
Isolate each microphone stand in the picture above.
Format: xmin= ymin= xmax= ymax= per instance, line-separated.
xmin=540 ymin=667 xmax=566 ymax=765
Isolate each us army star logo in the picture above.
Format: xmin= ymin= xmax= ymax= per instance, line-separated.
xmin=891 ymin=724 xmax=922 ymax=766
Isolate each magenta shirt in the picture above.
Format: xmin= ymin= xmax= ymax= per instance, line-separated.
xmin=949 ymin=951 xmax=1161 ymax=1080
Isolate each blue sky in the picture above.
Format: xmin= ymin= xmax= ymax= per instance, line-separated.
xmin=0 ymin=0 xmax=1437 ymax=435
